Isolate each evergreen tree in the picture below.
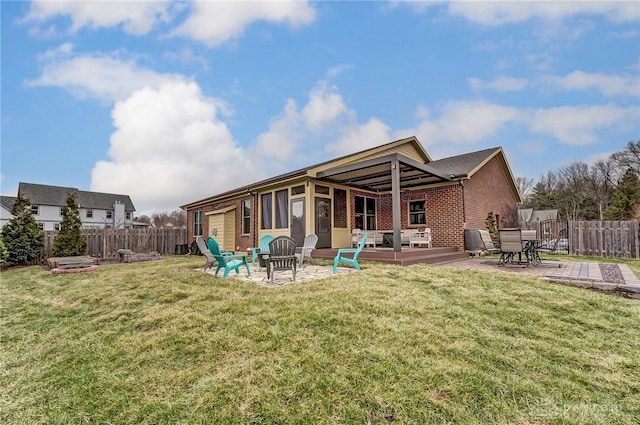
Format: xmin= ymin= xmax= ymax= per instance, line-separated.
xmin=603 ymin=168 xmax=640 ymax=220
xmin=0 ymin=234 xmax=8 ymax=267
xmin=52 ymin=191 xmax=87 ymax=257
xmin=1 ymin=194 xmax=44 ymax=266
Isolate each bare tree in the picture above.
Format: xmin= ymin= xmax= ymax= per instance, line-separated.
xmin=151 ymin=210 xmax=187 ymax=228
xmin=515 ymin=176 xmax=535 ymax=205
xmin=610 ymin=140 xmax=640 ymax=175
xmin=169 ymin=210 xmax=187 ymax=228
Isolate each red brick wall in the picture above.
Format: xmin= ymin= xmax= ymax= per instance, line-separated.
xmin=463 ymin=156 xmax=518 ymax=230
xmin=350 ymin=185 xmax=466 ymax=250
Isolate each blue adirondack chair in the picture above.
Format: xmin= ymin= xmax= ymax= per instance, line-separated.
xmin=332 ymin=233 xmax=367 ymax=273
xmin=207 ymin=237 xmax=251 ymax=278
xmin=256 ymin=234 xmax=275 ymax=269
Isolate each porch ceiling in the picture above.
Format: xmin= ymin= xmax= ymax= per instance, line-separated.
xmin=315 ymin=153 xmax=452 ymax=192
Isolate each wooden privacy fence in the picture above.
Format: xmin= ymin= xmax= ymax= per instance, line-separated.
xmin=569 ymin=220 xmax=640 ymax=259
xmin=43 ymin=228 xmax=188 ymax=260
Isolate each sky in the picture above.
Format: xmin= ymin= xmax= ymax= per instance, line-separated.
xmin=1 ymin=1 xmax=639 ymax=215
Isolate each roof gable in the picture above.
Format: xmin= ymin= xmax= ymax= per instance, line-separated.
xmin=308 ymin=136 xmax=430 ymax=176
xmin=427 ymin=147 xmax=522 ymax=203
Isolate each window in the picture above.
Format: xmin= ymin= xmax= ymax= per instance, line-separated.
xmin=315 ymin=185 xmax=330 ymax=195
xmin=409 ymin=200 xmax=426 ymax=225
xmin=31 ymin=205 xmax=39 ymax=215
xmin=275 ymin=189 xmax=288 ymax=229
xmin=86 ymin=209 xmax=93 ymax=218
xmin=354 ymin=196 xmax=376 ymax=230
xmin=107 ymin=210 xmax=113 ymax=219
xmin=54 ymin=223 xmax=60 ymax=231
xmin=126 ymin=212 xmax=131 ymax=220
xmin=194 ymin=210 xmax=203 ymax=236
xmin=242 ymin=199 xmax=251 ymax=234
xmin=261 ymin=193 xmax=272 ymax=229
xmin=292 ymin=185 xmax=305 ymax=195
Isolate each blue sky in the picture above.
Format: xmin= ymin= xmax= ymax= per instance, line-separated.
xmin=2 ymin=1 xmax=639 ymax=215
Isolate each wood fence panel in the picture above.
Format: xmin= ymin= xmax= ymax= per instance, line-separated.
xmin=42 ymin=228 xmax=188 ymax=259
xmin=569 ymin=220 xmax=639 ymax=259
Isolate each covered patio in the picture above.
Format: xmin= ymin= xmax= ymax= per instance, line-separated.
xmin=315 ymin=152 xmax=452 ymax=253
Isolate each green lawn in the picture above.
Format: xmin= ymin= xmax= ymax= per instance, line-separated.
xmin=2 ymin=256 xmax=639 ymax=424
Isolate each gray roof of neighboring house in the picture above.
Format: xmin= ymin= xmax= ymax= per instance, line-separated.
xmin=18 ymin=182 xmax=136 ymax=211
xmin=519 ymin=208 xmax=558 ymax=223
xmin=1 ymin=196 xmax=16 ymax=211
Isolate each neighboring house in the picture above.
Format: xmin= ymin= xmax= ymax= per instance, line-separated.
xmin=1 ymin=196 xmax=17 ymax=228
xmin=181 ymin=137 xmax=522 ymax=253
xmin=4 ymin=182 xmax=136 ymax=231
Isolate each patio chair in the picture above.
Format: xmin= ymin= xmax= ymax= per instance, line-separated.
xmin=478 ymin=229 xmax=500 ymax=254
xmin=498 ymin=228 xmax=528 ymax=266
xmin=207 ymin=237 xmax=251 ymax=278
xmin=409 ymin=228 xmax=432 ymax=248
xmin=333 ymin=233 xmax=367 ymax=273
xmin=196 ymin=236 xmax=234 ymax=270
xmin=267 ymin=236 xmax=297 ymax=284
xmin=251 ymin=234 xmax=275 ymax=269
xmin=195 ymin=236 xmax=216 ymax=271
xmin=295 ymin=233 xmax=318 ymax=268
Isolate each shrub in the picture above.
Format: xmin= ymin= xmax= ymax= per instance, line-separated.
xmin=1 ymin=194 xmax=44 ymax=266
xmin=0 ymin=234 xmax=8 ymax=267
xmin=52 ymin=191 xmax=87 ymax=257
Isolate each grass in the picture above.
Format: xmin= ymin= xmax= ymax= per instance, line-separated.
xmin=1 ymin=256 xmax=639 ymax=424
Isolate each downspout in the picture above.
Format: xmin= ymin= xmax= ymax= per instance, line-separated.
xmin=252 ymin=192 xmax=258 ymax=248
xmin=460 ymin=178 xmax=466 ymax=228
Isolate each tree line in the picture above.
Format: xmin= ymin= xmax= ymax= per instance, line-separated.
xmin=134 ymin=210 xmax=186 ymax=228
xmin=516 ymin=140 xmax=640 ymax=221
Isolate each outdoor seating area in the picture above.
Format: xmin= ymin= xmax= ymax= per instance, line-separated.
xmin=351 ymin=228 xmax=431 ymax=248
xmin=497 ymin=228 xmax=561 ymax=268
xmin=198 ymin=233 xmax=377 ymax=284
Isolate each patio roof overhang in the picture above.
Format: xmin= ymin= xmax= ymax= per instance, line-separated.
xmin=315 ymin=153 xmax=452 ymax=192
xmin=316 ymin=153 xmax=453 ymax=253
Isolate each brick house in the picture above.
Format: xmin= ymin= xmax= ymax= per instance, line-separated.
xmin=180 ymin=137 xmax=521 ymax=253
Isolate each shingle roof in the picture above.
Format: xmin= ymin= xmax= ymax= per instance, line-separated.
xmin=1 ymin=196 xmax=16 ymax=211
xmin=427 ymin=147 xmax=502 ymax=178
xmin=18 ymin=183 xmax=136 ymax=211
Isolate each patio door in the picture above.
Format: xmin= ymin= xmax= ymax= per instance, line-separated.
xmin=315 ymin=197 xmax=331 ymax=248
xmin=290 ymin=198 xmax=305 ymax=246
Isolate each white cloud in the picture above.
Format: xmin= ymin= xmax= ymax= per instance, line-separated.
xmin=170 ymin=1 xmax=316 ymax=47
xmin=255 ymin=80 xmax=356 ymax=161
xmin=402 ymin=100 xmax=523 ymax=146
xmin=23 ymin=0 xmax=173 ymax=35
xmin=325 ymin=118 xmax=392 ymax=155
xmin=254 ymin=99 xmax=301 ymax=162
xmin=26 ymin=51 xmax=185 ymax=103
xmin=468 ymin=76 xmax=529 ymax=92
xmin=530 ymin=104 xmax=640 ymax=145
xmin=326 ymin=64 xmax=355 ymax=79
xmin=91 ymin=81 xmax=257 ymax=214
xmin=542 ymin=71 xmax=640 ymax=98
xmin=446 ymin=1 xmax=639 ymax=26
xmin=301 ymin=82 xmax=351 ymax=130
